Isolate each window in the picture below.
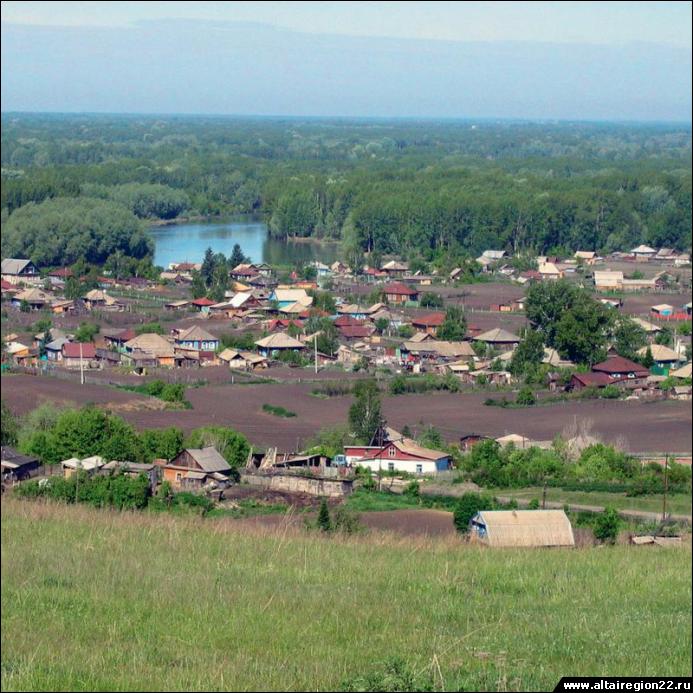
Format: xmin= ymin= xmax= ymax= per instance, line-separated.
xmin=416 ymin=464 xmax=423 ymax=474
xmin=388 ymin=446 xmax=396 ymax=457
xmin=387 ymin=462 xmax=395 ymax=472
xmin=175 ymin=472 xmax=182 ymax=482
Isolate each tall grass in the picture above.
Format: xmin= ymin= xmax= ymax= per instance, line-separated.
xmin=2 ymin=498 xmax=691 ymax=691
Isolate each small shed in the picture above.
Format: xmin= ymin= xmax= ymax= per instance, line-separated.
xmin=469 ymin=510 xmax=575 ymax=547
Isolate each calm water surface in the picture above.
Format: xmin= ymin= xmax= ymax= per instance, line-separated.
xmin=149 ymin=217 xmax=339 ymax=269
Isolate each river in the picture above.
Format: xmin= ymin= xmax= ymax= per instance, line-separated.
xmin=149 ymin=217 xmax=340 ymax=269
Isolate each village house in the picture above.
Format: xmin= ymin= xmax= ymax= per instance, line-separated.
xmin=190 ymin=297 xmax=216 ymax=313
xmin=269 ymin=288 xmax=313 ymax=309
xmin=380 ymin=260 xmax=409 ymax=277
xmin=469 ymin=510 xmax=575 ymax=548
xmin=383 ymin=282 xmax=419 ymax=305
xmin=83 ymin=289 xmax=124 ymax=312
xmin=346 ymin=437 xmax=452 ymax=476
xmin=218 ymin=348 xmax=268 ymax=371
xmin=61 ymin=342 xmax=98 ymax=369
xmin=593 ymin=270 xmax=623 ymax=292
xmin=123 ymin=333 xmax=176 ymax=367
xmin=45 ymin=337 xmax=70 ymax=362
xmin=255 ymin=333 xmax=305 ymax=357
xmin=538 ymin=262 xmax=563 ymax=280
xmin=474 ymin=328 xmax=521 ymax=351
xmin=4 ymin=341 xmax=31 ymax=364
xmin=574 ymin=251 xmax=597 ymax=265
xmin=650 ymin=303 xmax=675 ymax=318
xmin=631 ymin=244 xmax=657 ymax=261
xmin=163 ymin=447 xmax=231 ymax=488
xmin=411 ymin=312 xmax=445 ymax=336
xmin=476 ymin=250 xmax=507 ymax=272
xmin=103 ymin=328 xmax=137 ymax=352
xmin=62 ymin=455 xmax=107 ymax=478
xmin=637 ymin=344 xmax=682 ymax=374
xmin=1 ymin=258 xmax=40 ymax=285
xmin=174 ymin=325 xmax=219 ymax=352
xmin=164 ymin=299 xmax=191 ymax=312
xmin=592 ymin=355 xmax=650 ymax=387
xmin=1 ymin=446 xmax=40 ymax=482
xmin=569 ymin=371 xmax=613 ymax=390
xmin=11 ymin=288 xmax=52 ymax=310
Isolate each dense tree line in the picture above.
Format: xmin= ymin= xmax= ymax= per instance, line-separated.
xmin=1 ymin=196 xmax=152 ymax=266
xmin=1 ymin=115 xmax=691 ymax=264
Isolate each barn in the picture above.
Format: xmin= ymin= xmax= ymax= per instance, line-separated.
xmin=469 ymin=510 xmax=575 ymax=547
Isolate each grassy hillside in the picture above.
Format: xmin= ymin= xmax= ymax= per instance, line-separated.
xmin=2 ymin=498 xmax=691 ymax=691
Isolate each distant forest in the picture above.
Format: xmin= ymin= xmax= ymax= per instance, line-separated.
xmin=1 ymin=114 xmax=691 ymax=268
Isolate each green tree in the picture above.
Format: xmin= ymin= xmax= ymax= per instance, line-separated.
xmin=348 ymin=379 xmax=383 ymax=443
xmin=317 ymin=499 xmax=332 ymax=532
xmin=190 ymin=270 xmax=207 ymax=299
xmin=1 ymin=401 xmax=19 ymax=446
xmin=184 ymin=426 xmax=250 ymax=468
xmin=612 ymin=316 xmax=647 ymax=360
xmin=436 ymin=306 xmax=467 ymax=342
xmin=593 ymin=507 xmax=622 ymax=544
xmin=453 ymin=492 xmax=493 ymax=534
xmin=200 ymin=247 xmax=216 ymax=287
xmin=74 ymin=322 xmax=100 ymax=343
xmin=516 ymin=386 xmax=536 ymax=406
xmin=510 ymin=329 xmax=545 ymax=376
xmin=230 ymin=244 xmax=247 ymax=267
xmin=640 ymin=345 xmax=654 ymax=369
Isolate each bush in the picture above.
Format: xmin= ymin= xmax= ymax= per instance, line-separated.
xmin=403 ymin=480 xmax=420 ymax=499
xmin=528 ymin=498 xmax=540 ymax=509
xmin=317 ymin=499 xmax=332 ymax=532
xmin=516 ymin=386 xmax=536 ymax=406
xmin=593 ymin=507 xmax=621 ymax=543
xmin=453 ymin=492 xmax=493 ymax=534
xmin=262 ymin=403 xmax=297 ymax=418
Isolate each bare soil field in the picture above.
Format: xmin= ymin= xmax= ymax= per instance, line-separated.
xmin=0 ymin=373 xmax=152 ymax=412
xmin=5 ymin=374 xmax=688 ymax=453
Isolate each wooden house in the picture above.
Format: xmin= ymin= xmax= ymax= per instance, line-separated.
xmin=1 ymin=446 xmax=40 ymax=481
xmin=383 ymin=282 xmax=419 ymax=305
xmin=1 ymin=258 xmax=40 ymax=285
xmin=163 ymin=447 xmax=231 ymax=488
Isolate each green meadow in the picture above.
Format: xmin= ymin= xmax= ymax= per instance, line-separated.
xmin=2 ymin=498 xmax=691 ymax=691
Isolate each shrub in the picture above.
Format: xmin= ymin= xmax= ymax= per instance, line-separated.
xmin=332 ymin=507 xmax=362 ymax=534
xmin=528 ymin=498 xmax=540 ymax=510
xmin=516 ymin=386 xmax=536 ymax=406
xmin=317 ymin=499 xmax=332 ymax=532
xmin=593 ymin=507 xmax=621 ymax=544
xmin=453 ymin=492 xmax=493 ymax=534
xmin=403 ymin=480 xmax=420 ymax=499
xmin=262 ymin=403 xmax=297 ymax=418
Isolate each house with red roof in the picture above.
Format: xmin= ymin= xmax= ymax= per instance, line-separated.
xmin=383 ymin=282 xmax=419 ymax=305
xmin=592 ymin=355 xmax=649 ymax=381
xmin=346 ymin=437 xmax=451 ymax=475
xmin=61 ymin=342 xmax=97 ymax=369
xmin=411 ymin=312 xmax=445 ymax=336
xmin=191 ymin=297 xmax=216 ymax=313
xmin=337 ymin=324 xmax=375 ymax=340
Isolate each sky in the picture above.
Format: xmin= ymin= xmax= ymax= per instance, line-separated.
xmin=1 ymin=1 xmax=691 ymax=120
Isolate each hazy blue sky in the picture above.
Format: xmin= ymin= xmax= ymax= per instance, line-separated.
xmin=2 ymin=1 xmax=691 ymax=120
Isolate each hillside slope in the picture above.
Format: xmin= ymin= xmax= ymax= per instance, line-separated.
xmin=1 ymin=499 xmax=691 ymax=691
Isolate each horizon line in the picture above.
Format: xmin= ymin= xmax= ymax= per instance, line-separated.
xmin=2 ymin=110 xmax=692 ymax=127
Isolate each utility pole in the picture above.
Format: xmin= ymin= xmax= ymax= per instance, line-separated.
xmin=662 ymin=454 xmax=669 ymax=523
